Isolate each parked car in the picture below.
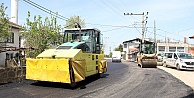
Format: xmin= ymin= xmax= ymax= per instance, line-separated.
xmin=163 ymin=52 xmax=194 ymax=70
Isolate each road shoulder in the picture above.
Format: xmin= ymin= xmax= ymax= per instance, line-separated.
xmin=157 ymin=66 xmax=194 ymax=90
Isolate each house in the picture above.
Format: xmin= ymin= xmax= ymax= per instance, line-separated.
xmin=0 ymin=22 xmax=22 ymax=67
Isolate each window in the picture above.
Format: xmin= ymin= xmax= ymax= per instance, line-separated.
xmin=158 ymin=46 xmax=165 ymax=52
xmin=178 ymin=53 xmax=193 ymax=59
xmin=124 ymin=44 xmax=127 ymax=48
xmin=165 ymin=53 xmax=172 ymax=58
xmin=56 ymin=46 xmax=72 ymax=49
xmin=7 ymin=32 xmax=14 ymax=43
xmin=169 ymin=47 xmax=176 ymax=52
xmin=6 ymin=53 xmax=14 ymax=60
xmin=141 ymin=43 xmax=155 ymax=54
xmin=77 ymin=43 xmax=90 ymax=53
xmin=174 ymin=53 xmax=177 ymax=59
xmin=177 ymin=47 xmax=184 ymax=52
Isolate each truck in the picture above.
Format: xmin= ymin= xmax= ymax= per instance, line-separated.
xmin=26 ymin=28 xmax=108 ymax=87
xmin=137 ymin=41 xmax=158 ymax=68
xmin=112 ymin=51 xmax=121 ymax=62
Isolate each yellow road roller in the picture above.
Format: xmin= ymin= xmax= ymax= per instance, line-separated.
xmin=26 ymin=28 xmax=107 ymax=87
xmin=137 ymin=42 xmax=158 ymax=68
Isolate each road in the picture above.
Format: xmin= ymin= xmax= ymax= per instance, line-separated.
xmin=158 ymin=65 xmax=194 ymax=90
xmin=0 ymin=61 xmax=194 ymax=98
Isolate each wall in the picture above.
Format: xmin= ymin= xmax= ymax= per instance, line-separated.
xmin=0 ymin=66 xmax=26 ymax=84
xmin=0 ymin=52 xmax=6 ymax=67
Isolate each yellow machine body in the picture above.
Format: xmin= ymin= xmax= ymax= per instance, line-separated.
xmin=26 ymin=49 xmax=107 ymax=83
xmin=137 ymin=53 xmax=157 ymax=68
xmin=26 ymin=28 xmax=107 ymax=85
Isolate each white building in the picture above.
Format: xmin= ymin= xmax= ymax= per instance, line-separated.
xmin=122 ymin=38 xmax=141 ymax=61
xmin=0 ymin=22 xmax=22 ymax=67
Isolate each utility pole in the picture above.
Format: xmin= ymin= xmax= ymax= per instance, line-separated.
xmin=154 ymin=20 xmax=156 ymax=43
xmin=11 ymin=0 xmax=18 ymax=24
xmin=124 ymin=12 xmax=148 ymax=43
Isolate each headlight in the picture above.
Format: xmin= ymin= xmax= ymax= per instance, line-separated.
xmin=180 ymin=59 xmax=184 ymax=63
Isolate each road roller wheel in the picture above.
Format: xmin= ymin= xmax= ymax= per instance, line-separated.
xmin=70 ymin=82 xmax=77 ymax=88
xmin=141 ymin=64 xmax=144 ymax=68
xmin=176 ymin=64 xmax=181 ymax=70
xmin=99 ymin=73 xmax=104 ymax=78
xmin=163 ymin=62 xmax=168 ymax=67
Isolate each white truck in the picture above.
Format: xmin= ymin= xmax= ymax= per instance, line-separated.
xmin=112 ymin=51 xmax=121 ymax=62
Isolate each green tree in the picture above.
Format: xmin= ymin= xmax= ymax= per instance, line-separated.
xmin=109 ymin=52 xmax=112 ymax=57
xmin=65 ymin=15 xmax=85 ymax=29
xmin=20 ymin=11 xmax=61 ymax=58
xmin=0 ymin=3 xmax=11 ymax=42
xmin=114 ymin=44 xmax=123 ymax=52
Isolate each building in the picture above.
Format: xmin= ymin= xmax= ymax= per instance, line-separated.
xmin=0 ymin=22 xmax=22 ymax=67
xmin=157 ymin=43 xmax=190 ymax=53
xmin=122 ymin=38 xmax=152 ymax=61
xmin=123 ymin=38 xmax=194 ymax=61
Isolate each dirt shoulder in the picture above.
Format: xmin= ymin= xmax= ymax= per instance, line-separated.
xmin=157 ymin=66 xmax=194 ymax=90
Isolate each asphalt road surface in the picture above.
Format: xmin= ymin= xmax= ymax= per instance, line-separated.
xmin=0 ymin=61 xmax=194 ymax=98
xmin=158 ymin=65 xmax=194 ymax=90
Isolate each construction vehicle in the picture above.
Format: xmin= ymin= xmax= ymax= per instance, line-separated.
xmin=26 ymin=28 xmax=107 ymax=87
xmin=137 ymin=41 xmax=158 ymax=68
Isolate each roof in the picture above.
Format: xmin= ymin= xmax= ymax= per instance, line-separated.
xmin=58 ymin=41 xmax=85 ymax=49
xmin=64 ymin=28 xmax=101 ymax=32
xmin=129 ymin=48 xmax=139 ymax=51
xmin=37 ymin=49 xmax=81 ymax=58
xmin=189 ymin=35 xmax=194 ymax=39
xmin=123 ymin=38 xmax=154 ymax=44
xmin=10 ymin=21 xmax=22 ymax=29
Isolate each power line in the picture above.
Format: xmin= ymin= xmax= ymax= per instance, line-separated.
xmin=85 ymin=23 xmax=135 ymax=28
xmin=90 ymin=0 xmax=127 ymax=24
xmin=102 ymin=26 xmax=151 ymax=33
xmin=98 ymin=0 xmax=130 ymax=24
xmin=102 ymin=27 xmax=124 ymax=32
xmin=21 ymin=0 xmax=153 ymax=35
xmin=157 ymin=28 xmax=183 ymax=37
xmin=104 ymin=0 xmax=144 ymax=35
xmin=23 ymin=0 xmax=137 ymax=29
xmin=119 ymin=1 xmax=141 ymax=22
xmin=22 ymin=0 xmax=69 ymax=20
xmin=20 ymin=0 xmax=47 ymax=16
xmin=177 ymin=27 xmax=194 ymax=33
xmin=146 ymin=29 xmax=186 ymax=43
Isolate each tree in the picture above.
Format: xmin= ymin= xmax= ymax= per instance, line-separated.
xmin=114 ymin=44 xmax=123 ymax=52
xmin=65 ymin=15 xmax=85 ymax=29
xmin=20 ymin=11 xmax=61 ymax=58
xmin=109 ymin=52 xmax=112 ymax=57
xmin=0 ymin=3 xmax=11 ymax=42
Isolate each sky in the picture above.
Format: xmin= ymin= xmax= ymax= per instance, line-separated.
xmin=1 ymin=0 xmax=194 ymax=54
